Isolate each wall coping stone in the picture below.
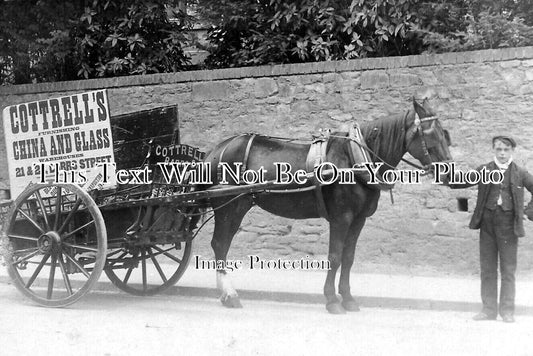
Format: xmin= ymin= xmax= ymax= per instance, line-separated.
xmin=1 ymin=46 xmax=533 ymax=96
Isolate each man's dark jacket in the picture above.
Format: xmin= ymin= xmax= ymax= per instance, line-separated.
xmin=450 ymin=161 xmax=533 ymax=237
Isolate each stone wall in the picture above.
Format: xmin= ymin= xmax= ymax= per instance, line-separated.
xmin=2 ymin=47 xmax=533 ymax=276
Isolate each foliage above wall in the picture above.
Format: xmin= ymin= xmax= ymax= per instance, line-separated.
xmin=0 ymin=0 xmax=193 ymax=84
xmin=198 ymin=0 xmax=533 ymax=68
xmin=1 ymin=0 xmax=533 ymax=84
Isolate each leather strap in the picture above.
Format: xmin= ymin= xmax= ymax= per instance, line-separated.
xmin=306 ymin=131 xmax=330 ymax=220
xmin=217 ymin=134 xmax=246 ymax=184
xmin=242 ymin=134 xmax=256 ymax=173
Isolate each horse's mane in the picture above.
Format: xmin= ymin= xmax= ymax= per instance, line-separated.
xmin=360 ymin=111 xmax=408 ymax=169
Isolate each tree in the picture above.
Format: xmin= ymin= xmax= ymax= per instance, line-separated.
xmin=0 ymin=0 xmax=193 ymax=84
xmin=74 ymin=1 xmax=193 ymax=79
xmin=197 ymin=0 xmax=421 ymax=68
xmin=416 ymin=0 xmax=533 ymax=52
xmin=197 ymin=0 xmax=533 ymax=67
xmin=0 ymin=0 xmax=81 ymax=84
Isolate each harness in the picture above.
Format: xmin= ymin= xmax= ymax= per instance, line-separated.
xmin=402 ymin=113 xmax=439 ymax=171
xmin=214 ymin=114 xmax=440 ymax=219
xmin=305 ymin=129 xmax=331 ymax=220
xmin=215 ymin=134 xmax=256 ymax=184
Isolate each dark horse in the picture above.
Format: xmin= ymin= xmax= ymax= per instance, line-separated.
xmin=201 ymin=99 xmax=452 ymax=314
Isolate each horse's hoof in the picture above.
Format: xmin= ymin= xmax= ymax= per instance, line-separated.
xmin=326 ymin=302 xmax=346 ymax=315
xmin=221 ymin=295 xmax=243 ymax=308
xmin=342 ymin=299 xmax=360 ymax=312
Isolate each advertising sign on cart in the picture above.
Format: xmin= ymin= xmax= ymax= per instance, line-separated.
xmin=2 ymin=89 xmax=116 ymax=198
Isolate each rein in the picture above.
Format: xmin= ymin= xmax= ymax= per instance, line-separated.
xmin=402 ymin=114 xmax=439 ymax=174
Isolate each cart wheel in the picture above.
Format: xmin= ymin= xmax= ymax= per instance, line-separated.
xmin=104 ymin=241 xmax=191 ymax=296
xmin=1 ymin=184 xmax=107 ymax=307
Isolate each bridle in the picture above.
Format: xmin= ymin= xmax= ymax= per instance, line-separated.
xmin=402 ymin=113 xmax=441 ymax=174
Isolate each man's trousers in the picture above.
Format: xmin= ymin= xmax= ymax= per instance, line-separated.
xmin=479 ymin=207 xmax=518 ymax=317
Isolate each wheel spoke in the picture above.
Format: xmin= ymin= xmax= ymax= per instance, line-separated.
xmin=35 ymin=190 xmax=50 ymax=231
xmin=25 ymin=253 xmax=50 ymax=289
xmin=8 ymin=234 xmax=38 ymax=242
xmin=17 ymin=209 xmax=46 ymax=235
xmin=107 ymin=249 xmax=126 ymax=259
xmin=57 ymin=255 xmax=73 ymax=296
xmin=58 ymin=198 xmax=82 ymax=234
xmin=106 ymin=251 xmax=128 ymax=268
xmin=152 ymin=246 xmax=182 ymax=264
xmin=148 ymin=248 xmax=167 ymax=283
xmin=123 ymin=266 xmax=134 ymax=284
xmin=54 ymin=187 xmax=62 ymax=230
xmin=62 ymin=219 xmax=95 ymax=239
xmin=12 ymin=247 xmax=39 ymax=255
xmin=47 ymin=254 xmax=57 ymax=299
xmin=141 ymin=248 xmax=147 ymax=292
xmin=6 ymin=183 xmax=106 ymax=307
xmin=63 ymin=252 xmax=90 ymax=279
xmin=11 ymin=249 xmax=41 ymax=266
xmin=62 ymin=242 xmax=98 ymax=252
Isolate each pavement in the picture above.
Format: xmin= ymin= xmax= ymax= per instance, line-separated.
xmin=2 ymin=259 xmax=533 ymax=314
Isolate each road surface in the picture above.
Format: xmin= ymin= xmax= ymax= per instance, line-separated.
xmin=1 ymin=282 xmax=532 ymax=356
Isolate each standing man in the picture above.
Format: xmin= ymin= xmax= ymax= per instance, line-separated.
xmin=446 ymin=136 xmax=533 ymax=323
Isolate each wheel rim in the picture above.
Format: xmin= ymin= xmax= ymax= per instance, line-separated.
xmin=104 ymin=241 xmax=191 ymax=296
xmin=1 ymin=184 xmax=107 ymax=307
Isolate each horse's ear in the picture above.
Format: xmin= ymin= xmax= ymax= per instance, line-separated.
xmin=413 ymin=98 xmax=428 ymax=118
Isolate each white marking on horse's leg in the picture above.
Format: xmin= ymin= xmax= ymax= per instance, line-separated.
xmin=216 ymin=271 xmax=238 ymax=299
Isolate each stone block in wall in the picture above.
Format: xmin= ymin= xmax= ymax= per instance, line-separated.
xmin=328 ymin=110 xmax=353 ymax=122
xmin=322 ymin=73 xmax=338 ymax=83
xmin=415 ymin=70 xmax=439 ymax=86
xmin=463 ymin=64 xmax=500 ymax=83
xmin=389 ymin=72 xmax=421 ymax=87
xmin=304 ymin=83 xmax=326 ymax=94
xmin=500 ymin=60 xmax=521 ymax=68
xmin=290 ymin=241 xmax=327 ymax=255
xmin=502 ymin=69 xmax=525 ymax=94
xmin=290 ymin=100 xmax=315 ymax=113
xmin=192 ymin=81 xmax=231 ymax=101
xmin=522 ymin=59 xmax=533 ymax=67
xmin=525 ymin=69 xmax=533 ymax=81
xmin=519 ymin=83 xmax=533 ymax=95
xmin=433 ymin=67 xmax=467 ymax=85
xmin=360 ymin=70 xmax=389 ymax=89
xmin=254 ymin=78 xmax=279 ymax=98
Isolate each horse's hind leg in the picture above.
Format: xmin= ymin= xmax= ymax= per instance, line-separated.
xmin=338 ymin=217 xmax=366 ymax=312
xmin=211 ymin=196 xmax=252 ymax=308
xmin=324 ymin=219 xmax=351 ymax=314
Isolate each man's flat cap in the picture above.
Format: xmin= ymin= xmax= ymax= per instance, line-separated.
xmin=492 ymin=136 xmax=516 ymax=148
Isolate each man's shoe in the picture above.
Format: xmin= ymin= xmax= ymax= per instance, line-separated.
xmin=472 ymin=312 xmax=496 ymax=321
xmin=501 ymin=314 xmax=515 ymax=323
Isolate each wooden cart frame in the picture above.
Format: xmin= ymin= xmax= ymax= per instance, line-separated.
xmin=1 ymin=104 xmax=320 ymax=307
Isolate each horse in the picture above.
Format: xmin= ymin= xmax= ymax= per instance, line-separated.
xmin=199 ymin=98 xmax=452 ymax=314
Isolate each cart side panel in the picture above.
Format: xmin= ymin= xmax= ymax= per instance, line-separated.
xmin=111 ymin=106 xmax=179 ymax=170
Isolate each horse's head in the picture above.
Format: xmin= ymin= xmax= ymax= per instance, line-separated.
xmin=404 ymin=98 xmax=452 ymax=172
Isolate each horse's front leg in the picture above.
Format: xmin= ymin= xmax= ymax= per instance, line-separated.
xmin=211 ymin=196 xmax=252 ymax=308
xmin=338 ymin=217 xmax=366 ymax=312
xmin=324 ymin=219 xmax=351 ymax=314
xmin=216 ymin=269 xmax=241 ymax=308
